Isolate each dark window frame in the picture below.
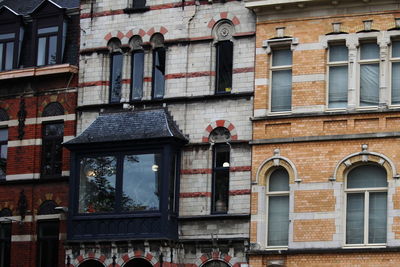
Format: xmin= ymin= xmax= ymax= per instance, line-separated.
xmin=0 ymin=9 xmax=23 ymax=71
xmin=211 ymin=143 xmax=230 ymax=214
xmin=0 ymin=127 xmax=8 ymax=180
xmin=152 ymin=47 xmax=166 ymax=99
xmin=40 ymin=120 xmax=64 ymax=179
xmin=0 ymin=222 xmax=11 ymax=267
xmin=36 ymin=220 xmax=59 ymax=267
xmin=215 ymin=40 xmax=233 ymax=94
xmin=109 ymin=52 xmax=124 ymax=104
xmin=130 ymin=49 xmax=144 ymax=101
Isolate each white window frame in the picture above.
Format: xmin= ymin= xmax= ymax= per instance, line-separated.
xmin=326 ymin=41 xmax=349 ymax=110
xmin=266 ymin=167 xmax=290 ymax=249
xmin=343 ymin=168 xmax=387 ymax=248
xmin=269 ymin=46 xmax=292 ymax=114
xmin=357 ymin=39 xmax=380 ymax=109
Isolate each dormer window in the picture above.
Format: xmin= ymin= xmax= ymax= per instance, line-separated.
xmin=37 ymin=26 xmax=59 ymax=66
xmin=0 ymin=33 xmax=15 ymax=71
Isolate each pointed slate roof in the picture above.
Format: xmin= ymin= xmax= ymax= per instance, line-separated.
xmin=65 ymin=109 xmax=188 ymax=146
xmin=0 ymin=0 xmax=78 ymax=15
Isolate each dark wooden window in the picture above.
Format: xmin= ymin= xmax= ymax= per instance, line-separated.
xmin=110 ymin=53 xmax=123 ymax=103
xmin=41 ymin=122 xmax=64 ymax=178
xmin=128 ymin=0 xmax=147 ymax=9
xmin=131 ymin=50 xmax=144 ymax=100
xmin=0 ymin=33 xmax=15 ymax=71
xmin=152 ymin=47 xmax=166 ymax=99
xmin=0 ymin=223 xmax=11 ymax=267
xmin=37 ymin=221 xmax=59 ymax=267
xmin=36 ymin=26 xmax=59 ymax=66
xmin=215 ymin=41 xmax=233 ymax=94
xmin=0 ymin=129 xmax=8 ymax=180
xmin=212 ymin=144 xmax=230 ymax=213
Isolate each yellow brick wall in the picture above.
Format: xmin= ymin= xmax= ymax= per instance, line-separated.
xmin=294 ymin=190 xmax=335 ymax=213
xmin=293 ymin=219 xmax=336 ymax=242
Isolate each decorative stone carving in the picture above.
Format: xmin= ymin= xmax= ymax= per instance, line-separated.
xmin=214 ymin=21 xmax=234 ymax=41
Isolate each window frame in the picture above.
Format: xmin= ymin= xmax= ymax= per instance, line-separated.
xmin=40 ymin=120 xmax=64 ymax=179
xmin=131 ymin=49 xmax=144 ymax=101
xmin=343 ymin=165 xmax=388 ymax=247
xmin=151 ymin=47 xmax=166 ymax=99
xmin=390 ymin=38 xmax=400 ymax=106
xmin=211 ymin=143 xmax=230 ymax=214
xmin=36 ymin=220 xmax=59 ymax=267
xmin=269 ymin=46 xmax=292 ymax=113
xmin=215 ymin=40 xmax=233 ymax=94
xmin=109 ymin=51 xmax=124 ymax=104
xmin=357 ymin=40 xmax=380 ymax=109
xmin=0 ymin=222 xmax=11 ymax=267
xmin=265 ymin=167 xmax=290 ymax=249
xmin=0 ymin=8 xmax=23 ymax=72
xmin=0 ymin=127 xmax=8 ymax=180
xmin=326 ymin=41 xmax=349 ymax=110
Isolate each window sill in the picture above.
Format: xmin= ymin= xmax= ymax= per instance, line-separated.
xmin=342 ymin=244 xmax=386 ymax=249
xmin=0 ymin=64 xmax=78 ymax=81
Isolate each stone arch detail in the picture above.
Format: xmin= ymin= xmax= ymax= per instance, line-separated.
xmin=118 ymin=251 xmax=157 ymax=267
xmin=73 ymin=253 xmax=107 ymax=267
xmin=202 ymin=120 xmax=238 ymax=143
xmin=196 ymin=252 xmax=234 ymax=267
xmin=256 ymin=150 xmax=299 ymax=185
xmin=207 ymin=12 xmax=240 ymax=29
xmin=333 ymin=146 xmax=397 ymax=182
xmin=104 ymin=31 xmax=125 ymax=43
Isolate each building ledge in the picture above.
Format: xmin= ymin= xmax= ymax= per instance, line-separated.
xmin=0 ymin=64 xmax=78 ymax=80
xmin=247 ymin=246 xmax=400 ymax=255
xmin=179 ymin=214 xmax=250 ymax=221
xmin=245 ymin=0 xmax=313 ymax=8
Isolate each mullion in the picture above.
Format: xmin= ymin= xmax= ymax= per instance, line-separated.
xmin=114 ymin=154 xmax=123 ymax=213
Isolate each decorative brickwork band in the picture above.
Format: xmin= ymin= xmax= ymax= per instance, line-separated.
xmin=208 ymin=13 xmax=241 ymax=29
xmin=202 ymin=120 xmax=238 ymax=143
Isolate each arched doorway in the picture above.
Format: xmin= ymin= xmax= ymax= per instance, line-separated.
xmin=202 ymin=260 xmax=230 ymax=267
xmin=78 ymin=260 xmax=104 ymax=267
xmin=124 ymin=258 xmax=153 ymax=267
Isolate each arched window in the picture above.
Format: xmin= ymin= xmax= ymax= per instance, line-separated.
xmin=78 ymin=260 xmax=104 ymax=267
xmin=129 ymin=35 xmax=144 ymax=101
xmin=108 ymin=38 xmax=123 ymax=103
xmin=202 ymin=260 xmax=230 ymax=267
xmin=266 ymin=167 xmax=289 ymax=247
xmin=42 ymin=102 xmax=64 ymax=117
xmin=38 ymin=200 xmax=58 ymax=215
xmin=124 ymin=258 xmax=153 ymax=267
xmin=345 ymin=164 xmax=387 ymax=245
xmin=151 ymin=33 xmax=165 ymax=99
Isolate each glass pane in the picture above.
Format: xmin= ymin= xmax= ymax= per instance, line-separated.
xmin=0 ymin=223 xmax=11 ymax=267
xmin=347 ymin=165 xmax=387 ymax=188
xmin=1 ymin=144 xmax=7 ymax=160
xmin=216 ymin=41 xmax=233 ymax=93
xmin=79 ymin=156 xmax=117 ymax=213
xmin=215 ymin=145 xmax=230 ymax=168
xmin=329 ymin=44 xmax=348 ymax=62
xmin=38 ymin=26 xmax=59 ymax=34
xmin=269 ymin=168 xmax=289 ymax=192
xmin=0 ymin=33 xmax=15 ymax=40
xmin=328 ymin=66 xmax=348 ymax=108
xmin=346 ymin=193 xmax=365 ymax=244
xmin=213 ymin=169 xmax=229 ymax=213
xmin=48 ymin=35 xmax=57 ymax=65
xmin=37 ymin=37 xmax=46 ymax=66
xmin=110 ymin=53 xmax=123 ymax=103
xmin=131 ymin=51 xmax=144 ymax=100
xmin=169 ymin=155 xmax=177 ymax=211
xmin=5 ymin=42 xmax=13 ymax=70
xmin=122 ymin=154 xmax=161 ymax=211
xmin=392 ymin=62 xmax=400 ymax=104
xmin=360 ymin=64 xmax=379 ymax=106
xmin=0 ymin=43 xmax=3 ymax=70
xmin=0 ymin=129 xmax=8 ymax=142
xmin=272 ymin=49 xmax=292 ymax=66
xmin=153 ymin=48 xmax=165 ymax=99
xmin=38 ymin=221 xmax=59 ymax=238
xmin=44 ymin=123 xmax=64 ymax=137
xmin=268 ymin=195 xmax=289 ymax=246
xmin=360 ymin=43 xmax=379 ymax=60
xmin=393 ymin=41 xmax=400 ymax=58
xmin=369 ymin=192 xmax=387 ymax=243
xmin=271 ymin=70 xmax=292 ymax=112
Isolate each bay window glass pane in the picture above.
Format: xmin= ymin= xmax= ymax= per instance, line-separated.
xmin=368 ymin=192 xmax=387 ymax=243
xmin=393 ymin=41 xmax=400 ymax=58
xmin=269 ymin=168 xmax=289 ymax=192
xmin=271 ymin=70 xmax=292 ymax=112
xmin=360 ymin=64 xmax=379 ymax=106
xmin=110 ymin=53 xmax=123 ymax=103
xmin=272 ymin=49 xmax=292 ymax=66
xmin=329 ymin=45 xmax=348 ymax=62
xmin=122 ymin=153 xmax=161 ymax=211
xmin=48 ymin=36 xmax=57 ymax=65
xmin=347 ymin=165 xmax=387 ymax=189
xmin=392 ymin=62 xmax=400 ymax=104
xmin=131 ymin=51 xmax=144 ymax=100
xmin=37 ymin=37 xmax=46 ymax=66
xmin=329 ymin=66 xmax=348 ymax=108
xmin=5 ymin=42 xmax=13 ymax=70
xmin=346 ymin=193 xmax=364 ymax=244
xmin=153 ymin=48 xmax=165 ymax=99
xmin=79 ymin=156 xmax=117 ymax=213
xmin=268 ymin=196 xmax=289 ymax=246
xmin=360 ymin=43 xmax=379 ymax=60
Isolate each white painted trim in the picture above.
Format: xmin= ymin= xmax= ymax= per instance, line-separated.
xmin=11 ymin=235 xmax=35 ymax=242
xmin=8 ymin=135 xmax=74 ymax=147
xmin=0 ymin=114 xmax=76 ymax=127
xmin=6 ymin=173 xmax=41 ymax=181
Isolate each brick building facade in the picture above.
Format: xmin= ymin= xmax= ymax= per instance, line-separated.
xmin=0 ymin=0 xmax=79 ymax=266
xmin=246 ymin=0 xmax=400 ymax=266
xmin=64 ymin=0 xmax=254 ymax=266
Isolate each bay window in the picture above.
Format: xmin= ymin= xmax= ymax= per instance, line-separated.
xmin=359 ymin=42 xmax=380 ymax=107
xmin=345 ymin=165 xmax=387 ymax=245
xmin=328 ymin=43 xmax=348 ymax=108
xmin=271 ymin=48 xmax=292 ymax=112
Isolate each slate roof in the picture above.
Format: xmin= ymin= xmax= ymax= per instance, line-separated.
xmin=0 ymin=0 xmax=79 ymax=15
xmin=65 ymin=109 xmax=188 ymax=146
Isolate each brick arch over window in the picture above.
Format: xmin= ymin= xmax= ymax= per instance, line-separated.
xmin=42 ymin=102 xmax=64 ymax=117
xmin=38 ymin=200 xmax=58 ymax=215
xmin=196 ymin=251 xmax=234 ymax=267
xmin=72 ymin=253 xmax=107 ymax=267
xmin=333 ymin=145 xmax=397 ymax=182
xmin=77 ymin=259 xmax=105 ymax=267
xmin=207 ymin=12 xmax=240 ymax=30
xmin=202 ymin=120 xmax=238 ymax=143
xmin=104 ymin=31 xmax=125 ymax=43
xmin=256 ymin=150 xmax=299 ymax=185
xmin=118 ymin=252 xmax=157 ymax=267
xmin=0 ymin=109 xmax=9 ymax=121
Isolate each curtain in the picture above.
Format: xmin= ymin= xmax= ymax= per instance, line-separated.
xmin=329 ymin=66 xmax=348 ymax=108
xmin=368 ymin=192 xmax=387 ymax=243
xmin=346 ymin=193 xmax=364 ymax=244
xmin=392 ymin=62 xmax=400 ymax=104
xmin=272 ymin=49 xmax=292 ymax=66
xmin=329 ymin=45 xmax=348 ymax=62
xmin=347 ymin=165 xmax=387 ymax=189
xmin=131 ymin=51 xmax=144 ymax=100
xmin=360 ymin=64 xmax=379 ymax=106
xmin=268 ymin=196 xmax=289 ymax=246
xmin=271 ymin=70 xmax=292 ymax=112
